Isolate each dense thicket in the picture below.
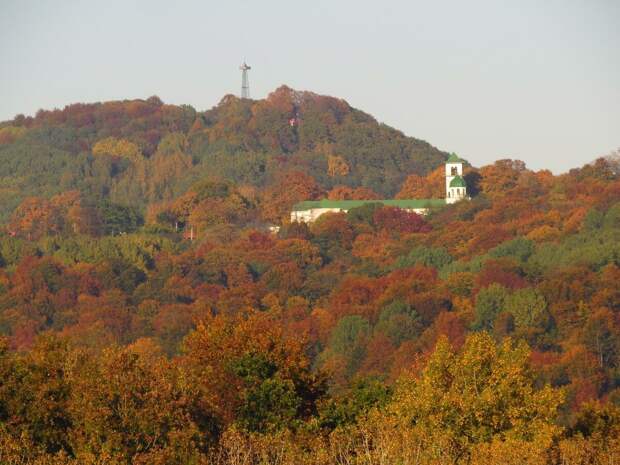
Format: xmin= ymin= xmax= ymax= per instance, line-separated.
xmin=0 ymin=93 xmax=619 ymax=463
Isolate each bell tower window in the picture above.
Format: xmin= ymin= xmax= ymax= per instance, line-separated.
xmin=451 ymin=166 xmax=458 ymax=176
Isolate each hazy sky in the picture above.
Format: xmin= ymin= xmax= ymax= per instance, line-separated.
xmin=1 ymin=0 xmax=618 ymax=173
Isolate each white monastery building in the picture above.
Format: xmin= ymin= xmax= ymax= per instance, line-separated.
xmin=291 ymin=153 xmax=468 ymax=223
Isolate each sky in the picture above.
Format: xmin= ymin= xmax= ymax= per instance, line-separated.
xmin=1 ymin=0 xmax=618 ymax=173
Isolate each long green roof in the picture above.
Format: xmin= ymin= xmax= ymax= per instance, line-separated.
xmin=449 ymin=175 xmax=467 ymax=188
xmin=292 ymin=199 xmax=446 ymax=212
xmin=446 ymin=153 xmax=464 ymax=163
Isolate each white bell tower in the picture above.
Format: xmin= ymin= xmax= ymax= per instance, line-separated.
xmin=445 ymin=153 xmax=467 ymax=204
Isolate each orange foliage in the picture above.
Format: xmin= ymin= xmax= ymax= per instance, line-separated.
xmin=261 ymin=171 xmax=324 ymax=223
xmin=479 ymin=159 xmax=527 ymax=197
xmin=396 ymin=166 xmax=445 ymax=199
xmin=327 ymin=185 xmax=380 ymax=200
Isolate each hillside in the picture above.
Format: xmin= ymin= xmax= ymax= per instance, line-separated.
xmin=0 ymin=91 xmax=619 ymax=463
xmin=0 ymin=86 xmax=447 ymax=224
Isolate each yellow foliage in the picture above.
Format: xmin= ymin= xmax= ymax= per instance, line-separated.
xmin=470 ymin=432 xmax=554 ymax=465
xmin=92 ymin=137 xmax=143 ymax=161
xmin=546 ymin=209 xmax=562 ymax=226
xmin=0 ymin=125 xmax=27 ymax=144
xmin=563 ymin=207 xmax=588 ymax=233
xmin=558 ymin=435 xmax=620 ymax=465
xmin=526 ymin=224 xmax=562 ymax=242
xmin=381 ymin=333 xmax=564 ymax=463
xmin=327 ymin=155 xmax=350 ymax=177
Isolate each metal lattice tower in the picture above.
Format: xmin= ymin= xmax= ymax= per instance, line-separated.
xmin=240 ymin=62 xmax=251 ymax=99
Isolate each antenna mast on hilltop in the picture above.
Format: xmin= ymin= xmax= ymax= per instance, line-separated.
xmin=240 ymin=62 xmax=251 ymax=99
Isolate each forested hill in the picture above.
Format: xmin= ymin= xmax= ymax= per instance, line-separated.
xmin=1 ymin=88 xmax=620 ymax=463
xmin=0 ymin=86 xmax=447 ymax=224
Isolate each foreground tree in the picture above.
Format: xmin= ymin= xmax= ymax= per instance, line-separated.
xmin=356 ymin=332 xmax=564 ymax=464
xmin=181 ymin=311 xmax=327 ymax=433
xmin=68 ymin=345 xmax=206 ymax=464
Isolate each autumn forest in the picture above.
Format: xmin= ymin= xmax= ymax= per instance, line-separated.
xmin=0 ymin=87 xmax=619 ymax=464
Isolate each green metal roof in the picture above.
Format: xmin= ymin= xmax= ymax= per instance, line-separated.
xmin=446 ymin=153 xmax=464 ymax=163
xmin=449 ymin=175 xmax=467 ymax=188
xmin=292 ymin=198 xmax=446 ymax=212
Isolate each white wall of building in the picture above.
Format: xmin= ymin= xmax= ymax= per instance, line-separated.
xmin=290 ymin=208 xmax=344 ymax=223
xmin=290 ymin=206 xmax=429 ymax=224
xmin=446 ymin=186 xmax=466 ymax=204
